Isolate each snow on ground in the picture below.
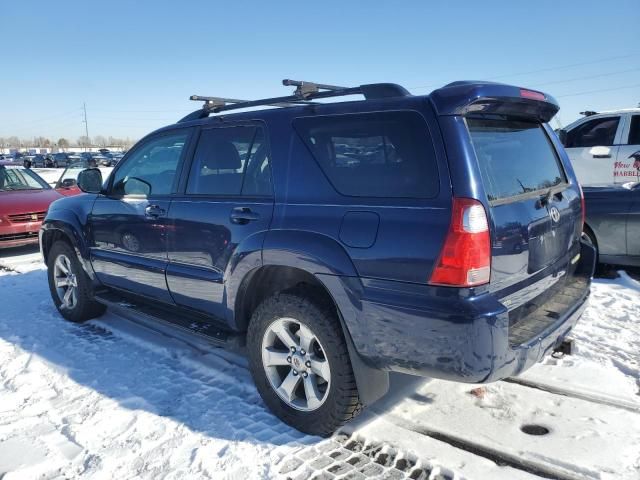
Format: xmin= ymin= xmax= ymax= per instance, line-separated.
xmin=0 ymin=246 xmax=639 ymax=479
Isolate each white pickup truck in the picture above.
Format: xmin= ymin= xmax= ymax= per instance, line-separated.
xmin=558 ymin=108 xmax=640 ymax=185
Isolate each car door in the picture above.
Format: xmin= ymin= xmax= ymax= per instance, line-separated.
xmin=615 ymin=113 xmax=640 ymax=183
xmin=564 ymin=115 xmax=622 ymax=185
xmin=89 ymin=129 xmax=192 ymax=303
xmin=165 ymin=123 xmax=274 ymax=321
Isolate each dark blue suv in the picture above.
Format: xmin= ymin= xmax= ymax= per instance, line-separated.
xmin=40 ymin=80 xmax=595 ymax=435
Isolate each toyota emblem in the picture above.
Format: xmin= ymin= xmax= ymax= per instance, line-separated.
xmin=549 ymin=206 xmax=560 ymax=223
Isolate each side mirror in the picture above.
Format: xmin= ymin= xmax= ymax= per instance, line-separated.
xmin=61 ymin=178 xmax=77 ymax=188
xmin=556 ymin=129 xmax=568 ymax=146
xmin=77 ymin=168 xmax=103 ymax=193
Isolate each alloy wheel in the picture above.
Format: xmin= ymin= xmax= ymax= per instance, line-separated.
xmin=53 ymin=254 xmax=78 ymax=310
xmin=261 ymin=317 xmax=331 ymax=411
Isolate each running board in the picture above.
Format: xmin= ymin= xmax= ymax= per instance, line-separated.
xmin=94 ymin=290 xmax=245 ymax=351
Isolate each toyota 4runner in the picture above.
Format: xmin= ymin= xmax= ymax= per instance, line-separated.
xmin=40 ymin=79 xmax=595 ymax=435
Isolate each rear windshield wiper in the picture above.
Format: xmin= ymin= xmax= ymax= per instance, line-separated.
xmin=540 ymin=187 xmax=554 ymax=206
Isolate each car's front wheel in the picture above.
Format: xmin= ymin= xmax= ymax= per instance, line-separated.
xmin=47 ymin=241 xmax=106 ymax=322
xmin=247 ymin=288 xmax=362 ymax=436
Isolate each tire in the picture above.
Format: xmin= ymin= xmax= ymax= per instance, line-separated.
xmin=23 ymin=160 xmax=31 ymax=168
xmin=54 ymin=161 xmax=59 ymax=168
xmin=47 ymin=240 xmax=106 ymax=323
xmin=247 ymin=287 xmax=362 ymax=436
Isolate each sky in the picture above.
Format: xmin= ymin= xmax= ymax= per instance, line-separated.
xmin=0 ymin=0 xmax=638 ymax=143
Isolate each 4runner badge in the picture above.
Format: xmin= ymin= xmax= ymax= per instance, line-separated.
xmin=549 ymin=206 xmax=560 ymax=223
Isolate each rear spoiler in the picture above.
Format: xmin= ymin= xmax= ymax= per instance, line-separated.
xmin=429 ymin=81 xmax=559 ymax=123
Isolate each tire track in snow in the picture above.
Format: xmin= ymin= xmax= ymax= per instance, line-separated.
xmin=503 ymin=376 xmax=640 ymax=413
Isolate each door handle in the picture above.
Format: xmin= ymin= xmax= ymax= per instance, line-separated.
xmin=589 ymin=146 xmax=612 ymax=158
xmin=145 ymin=205 xmax=166 ymax=218
xmin=230 ymin=207 xmax=260 ymax=224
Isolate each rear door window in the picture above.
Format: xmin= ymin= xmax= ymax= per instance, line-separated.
xmin=294 ymin=111 xmax=439 ymax=198
xmin=186 ymin=126 xmax=272 ymax=197
xmin=467 ymin=118 xmax=567 ymax=202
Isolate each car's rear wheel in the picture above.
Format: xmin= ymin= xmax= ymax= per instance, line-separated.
xmin=47 ymin=241 xmax=106 ymax=322
xmin=247 ymin=288 xmax=362 ymax=436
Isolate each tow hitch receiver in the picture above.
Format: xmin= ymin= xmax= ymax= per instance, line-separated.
xmin=552 ymin=339 xmax=574 ymax=358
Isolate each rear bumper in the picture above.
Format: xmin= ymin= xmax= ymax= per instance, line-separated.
xmin=320 ymin=241 xmax=595 ymax=383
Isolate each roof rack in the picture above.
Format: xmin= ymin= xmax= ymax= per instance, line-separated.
xmin=179 ymin=78 xmax=411 ymax=122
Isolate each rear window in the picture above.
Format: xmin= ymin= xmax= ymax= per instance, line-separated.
xmin=467 ymin=118 xmax=567 ymax=201
xmin=294 ymin=111 xmax=439 ymax=198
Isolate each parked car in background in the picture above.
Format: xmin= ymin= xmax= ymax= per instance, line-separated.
xmin=582 ymin=182 xmax=640 ymax=266
xmin=50 ymin=152 xmax=80 ymax=168
xmin=24 ymin=154 xmax=53 ymax=168
xmin=53 ymin=162 xmax=101 ymax=196
xmin=40 ymin=80 xmax=595 ymax=435
xmin=92 ymin=154 xmax=112 ymax=166
xmin=558 ymin=108 xmax=640 ymax=186
xmin=0 ymin=162 xmax=62 ymax=248
xmin=78 ymin=152 xmax=98 ymax=168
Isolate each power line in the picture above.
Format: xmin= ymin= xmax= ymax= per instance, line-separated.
xmin=555 ymin=83 xmax=640 ymax=98
xmin=91 ymin=108 xmax=192 ymax=113
xmin=409 ymin=53 xmax=640 ymax=91
xmin=531 ymin=67 xmax=640 ymax=88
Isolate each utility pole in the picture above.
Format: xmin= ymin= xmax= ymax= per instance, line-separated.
xmin=82 ymin=102 xmax=89 ymax=151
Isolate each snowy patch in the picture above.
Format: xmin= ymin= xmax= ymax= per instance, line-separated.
xmin=0 ymin=248 xmax=639 ymax=479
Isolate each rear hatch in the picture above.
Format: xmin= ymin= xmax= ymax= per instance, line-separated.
xmin=466 ymin=116 xmax=585 ymax=343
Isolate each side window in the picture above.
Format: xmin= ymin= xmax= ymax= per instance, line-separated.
xmin=111 ymin=132 xmax=188 ymax=197
xmin=628 ymin=115 xmax=640 ymax=146
xmin=186 ymin=126 xmax=272 ymax=196
xmin=565 ymin=117 xmax=620 ymax=148
xmin=294 ymin=111 xmax=439 ymax=198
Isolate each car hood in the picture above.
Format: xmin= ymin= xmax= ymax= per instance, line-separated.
xmin=0 ymin=189 xmax=63 ymax=215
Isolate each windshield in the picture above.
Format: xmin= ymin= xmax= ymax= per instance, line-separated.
xmin=0 ymin=167 xmax=50 ymax=191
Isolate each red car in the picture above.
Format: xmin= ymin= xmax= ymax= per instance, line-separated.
xmin=0 ymin=162 xmax=63 ymax=248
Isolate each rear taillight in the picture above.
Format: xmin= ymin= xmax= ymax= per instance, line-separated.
xmin=429 ymin=198 xmax=491 ymax=287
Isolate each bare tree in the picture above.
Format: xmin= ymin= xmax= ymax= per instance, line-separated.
xmin=93 ymin=135 xmax=107 ymax=147
xmin=7 ymin=136 xmax=20 ymax=148
xmin=57 ymin=138 xmax=70 ymax=150
xmin=77 ymin=136 xmax=91 ymax=149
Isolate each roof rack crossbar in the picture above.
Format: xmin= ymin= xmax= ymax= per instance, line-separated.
xmin=190 ymin=95 xmax=317 ymax=110
xmin=210 ymin=87 xmax=363 ymax=113
xmin=180 ymin=78 xmax=411 ymax=121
